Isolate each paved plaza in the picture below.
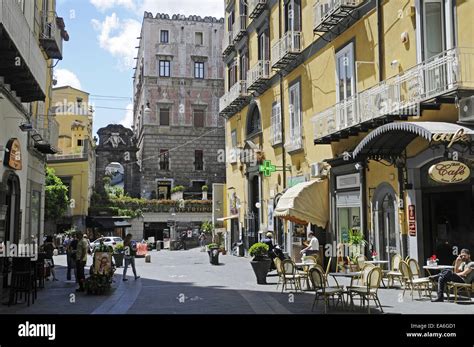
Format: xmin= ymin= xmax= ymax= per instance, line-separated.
xmin=1 ymin=248 xmax=472 ymax=315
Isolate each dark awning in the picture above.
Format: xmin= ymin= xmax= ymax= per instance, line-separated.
xmin=353 ymin=122 xmax=474 ymax=159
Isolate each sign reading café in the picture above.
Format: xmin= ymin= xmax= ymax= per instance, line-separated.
xmin=428 ymin=161 xmax=471 ymax=184
xmin=3 ymin=138 xmax=22 ymax=170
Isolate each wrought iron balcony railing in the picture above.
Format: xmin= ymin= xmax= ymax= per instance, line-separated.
xmin=312 ymin=47 xmax=474 ymax=143
xmin=313 ymin=0 xmax=365 ymax=33
xmin=247 ymin=60 xmax=271 ymax=91
xmin=271 ymin=31 xmax=301 ymax=70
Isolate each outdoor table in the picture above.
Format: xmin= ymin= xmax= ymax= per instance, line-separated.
xmin=423 ymin=265 xmax=454 ymax=276
xmin=294 ymin=263 xmax=317 ymax=290
xmin=329 ymin=272 xmax=362 ymax=308
xmin=365 ymin=260 xmax=389 ymax=266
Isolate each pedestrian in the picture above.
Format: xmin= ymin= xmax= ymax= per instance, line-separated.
xmin=180 ymin=231 xmax=187 ymax=250
xmin=75 ymin=231 xmax=89 ymax=292
xmin=123 ymin=234 xmax=140 ymax=281
xmin=431 ymin=248 xmax=474 ymax=302
xmin=198 ymin=232 xmax=207 ymax=251
xmin=66 ymin=233 xmax=77 ymax=281
xmin=43 ymin=236 xmax=58 ymax=281
xmin=300 ymin=232 xmax=320 ymax=258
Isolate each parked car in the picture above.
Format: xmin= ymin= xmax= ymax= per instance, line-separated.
xmin=90 ymin=237 xmax=124 ymax=252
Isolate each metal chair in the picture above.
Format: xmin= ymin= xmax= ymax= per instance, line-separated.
xmin=348 ymin=267 xmax=384 ymax=314
xmin=280 ymin=259 xmax=304 ymax=293
xmin=408 ymin=258 xmax=421 ymax=279
xmin=9 ymin=258 xmax=35 ymax=306
xmin=447 ymin=281 xmax=473 ymax=303
xmin=309 ymin=267 xmax=345 ymax=314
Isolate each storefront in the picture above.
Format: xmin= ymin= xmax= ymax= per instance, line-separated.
xmin=352 ymin=121 xmax=474 ymax=266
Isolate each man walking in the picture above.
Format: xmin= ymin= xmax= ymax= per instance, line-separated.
xmin=123 ymin=234 xmax=140 ymax=281
xmin=75 ymin=232 xmax=88 ymax=292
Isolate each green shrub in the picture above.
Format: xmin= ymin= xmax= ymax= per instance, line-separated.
xmin=202 ymin=185 xmax=208 ymax=191
xmin=171 ymin=186 xmax=185 ymax=193
xmin=249 ymin=243 xmax=269 ymax=260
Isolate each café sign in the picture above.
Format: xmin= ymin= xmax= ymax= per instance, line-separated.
xmin=431 ymin=129 xmax=471 ymax=148
xmin=3 ymin=138 xmax=22 ymax=170
xmin=428 ymin=161 xmax=470 ymax=184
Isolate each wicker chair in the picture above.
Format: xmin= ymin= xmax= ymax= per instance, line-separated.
xmin=274 ymin=258 xmax=284 ymax=291
xmin=386 ymin=253 xmax=403 ymax=287
xmin=348 ymin=267 xmax=384 ymax=314
xmin=280 ymin=259 xmax=304 ymax=293
xmin=309 ymin=267 xmax=345 ymax=313
xmin=408 ymin=258 xmax=421 ymax=279
xmin=355 ymin=255 xmax=367 ymax=271
xmin=399 ymin=261 xmax=432 ymax=300
xmin=447 ymin=281 xmax=473 ymax=303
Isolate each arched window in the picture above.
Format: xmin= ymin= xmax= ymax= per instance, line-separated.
xmin=246 ymin=104 xmax=261 ymax=137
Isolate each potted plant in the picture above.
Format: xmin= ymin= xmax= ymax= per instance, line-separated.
xmin=207 ymin=243 xmax=220 ymax=265
xmin=202 ymin=185 xmax=208 ymax=200
xmin=348 ymin=228 xmax=367 ymax=271
xmin=113 ymin=244 xmax=125 ymax=268
xmin=171 ymin=186 xmax=185 ymax=201
xmin=249 ymin=242 xmax=271 ymax=284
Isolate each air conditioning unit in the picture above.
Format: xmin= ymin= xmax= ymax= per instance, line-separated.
xmin=458 ymin=95 xmax=474 ymax=124
xmin=311 ymin=162 xmax=328 ymax=178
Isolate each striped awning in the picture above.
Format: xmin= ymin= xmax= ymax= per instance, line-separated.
xmin=353 ymin=122 xmax=474 ymax=159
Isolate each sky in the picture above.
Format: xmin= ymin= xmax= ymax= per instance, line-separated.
xmin=55 ymin=0 xmax=225 ymax=137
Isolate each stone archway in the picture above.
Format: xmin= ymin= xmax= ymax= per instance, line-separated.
xmin=0 ymin=170 xmax=21 ymax=244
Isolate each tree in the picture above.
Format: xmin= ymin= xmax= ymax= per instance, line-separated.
xmin=45 ymin=167 xmax=69 ymax=221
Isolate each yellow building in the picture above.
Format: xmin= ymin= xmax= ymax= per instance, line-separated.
xmin=47 ymin=86 xmax=95 ymax=232
xmin=221 ymin=0 xmax=474 ymax=265
xmin=1 ymin=0 xmax=68 ymax=245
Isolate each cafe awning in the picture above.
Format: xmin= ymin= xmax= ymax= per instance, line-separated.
xmin=274 ymin=179 xmax=329 ymax=227
xmin=352 ymin=122 xmax=474 ymax=159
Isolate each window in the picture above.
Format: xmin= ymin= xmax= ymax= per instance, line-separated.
xmin=336 ymin=42 xmax=355 ymax=125
xmin=285 ymin=0 xmax=301 ymax=33
xmin=336 ymin=190 xmax=361 ymax=243
xmin=230 ymin=129 xmax=238 ymax=163
xmin=194 ymin=62 xmax=205 ymax=79
xmin=159 ymin=108 xmax=170 ymax=126
xmin=195 ymin=32 xmax=203 ymax=45
xmin=77 ymin=98 xmax=83 ymax=109
xmin=160 ymin=30 xmax=169 ymax=43
xmin=159 ymin=60 xmax=171 ymax=77
xmin=77 ymin=139 xmax=84 ymax=147
xmin=286 ymin=82 xmax=302 ymax=151
xmin=228 ymin=61 xmax=238 ymax=90
xmin=194 ymin=150 xmax=204 ymax=171
xmin=247 ymin=106 xmax=261 ymax=136
xmin=271 ymin=102 xmax=282 ymax=145
xmin=423 ymin=0 xmax=445 ymax=60
xmin=159 ymin=149 xmax=169 ymax=171
xmin=231 ymin=129 xmax=237 ymax=148
xmin=258 ymin=31 xmax=269 ymax=61
xmin=240 ymin=52 xmax=248 ymax=81
xmin=194 ymin=109 xmax=205 ymax=128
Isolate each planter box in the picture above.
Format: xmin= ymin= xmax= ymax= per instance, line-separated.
xmin=171 ymin=191 xmax=184 ymax=201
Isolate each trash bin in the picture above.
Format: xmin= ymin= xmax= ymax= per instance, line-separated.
xmin=238 ymin=242 xmax=245 ymax=257
xmin=208 ymin=248 xmax=219 ymax=265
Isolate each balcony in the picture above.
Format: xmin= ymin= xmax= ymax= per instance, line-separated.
xmin=313 ymin=0 xmax=365 ymax=33
xmin=248 ymin=0 xmax=267 ymax=19
xmin=312 ymin=47 xmax=474 ymax=144
xmin=271 ymin=31 xmax=301 ymax=70
xmin=219 ymin=80 xmax=250 ymax=117
xmin=0 ymin=0 xmax=47 ymax=101
xmin=222 ymin=31 xmax=234 ymax=55
xmin=232 ymin=15 xmax=247 ymax=43
xmin=285 ymin=126 xmax=303 ymax=153
xmin=34 ymin=115 xmax=59 ymax=154
xmin=40 ymin=11 xmax=65 ymax=60
xmin=247 ymin=60 xmax=271 ymax=92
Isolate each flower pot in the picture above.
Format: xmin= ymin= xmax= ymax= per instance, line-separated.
xmin=250 ymin=258 xmax=272 ymax=284
xmin=208 ymin=248 xmax=220 ymax=265
xmin=113 ymin=253 xmax=124 ymax=268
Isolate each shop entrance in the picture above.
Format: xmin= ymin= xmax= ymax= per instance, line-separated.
xmin=422 ymin=186 xmax=473 ymax=266
xmin=378 ymin=193 xmax=397 ymax=263
xmin=0 ymin=173 xmax=21 ymax=245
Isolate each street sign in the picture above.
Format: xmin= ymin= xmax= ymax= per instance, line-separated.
xmin=259 ymin=160 xmax=276 ymax=177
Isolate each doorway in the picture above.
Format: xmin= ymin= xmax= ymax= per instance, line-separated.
xmin=2 ymin=173 xmax=21 ymax=245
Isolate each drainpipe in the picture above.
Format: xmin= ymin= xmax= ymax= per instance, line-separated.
xmin=377 ymin=0 xmax=384 ymax=82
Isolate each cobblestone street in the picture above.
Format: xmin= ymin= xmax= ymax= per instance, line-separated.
xmin=1 ymin=248 xmax=472 ymax=315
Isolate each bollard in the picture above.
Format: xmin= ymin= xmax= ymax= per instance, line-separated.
xmin=145 ymin=254 xmax=151 ymax=263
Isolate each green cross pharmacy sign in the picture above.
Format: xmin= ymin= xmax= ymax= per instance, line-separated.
xmin=259 ymin=160 xmax=277 ymax=177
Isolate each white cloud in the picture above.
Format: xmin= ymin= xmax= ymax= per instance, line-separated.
xmin=91 ymin=13 xmax=141 ymax=70
xmin=120 ymin=103 xmax=134 ymax=128
xmin=138 ymin=0 xmax=224 ymax=19
xmin=90 ymin=0 xmax=136 ymax=11
xmin=54 ymin=68 xmax=82 ymax=89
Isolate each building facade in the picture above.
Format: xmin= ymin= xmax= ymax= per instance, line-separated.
xmin=222 ymin=0 xmax=474 ymax=264
xmin=46 ymin=86 xmax=95 ymax=233
xmin=0 ymin=0 xmax=67 ymax=247
xmin=133 ymin=12 xmax=226 ymax=201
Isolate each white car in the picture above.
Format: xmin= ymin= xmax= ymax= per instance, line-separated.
xmin=90 ymin=237 xmax=124 ymax=252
